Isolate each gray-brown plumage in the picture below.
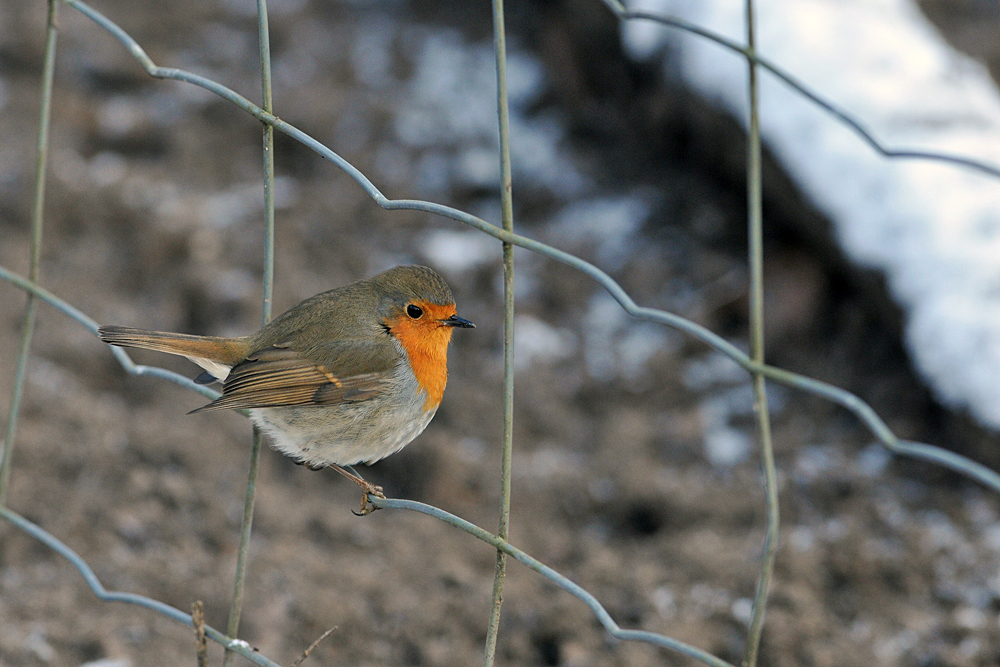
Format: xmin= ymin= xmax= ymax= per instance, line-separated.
xmin=98 ymin=265 xmax=474 ymax=513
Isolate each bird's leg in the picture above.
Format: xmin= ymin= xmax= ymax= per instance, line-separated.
xmin=330 ymin=464 xmax=384 ymax=515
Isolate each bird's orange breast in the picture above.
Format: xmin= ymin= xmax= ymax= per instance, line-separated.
xmin=386 ymin=301 xmax=456 ymax=411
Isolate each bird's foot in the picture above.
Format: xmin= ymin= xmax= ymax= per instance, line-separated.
xmin=353 ymin=481 xmax=385 ymax=516
xmin=330 ymin=463 xmax=384 ymax=516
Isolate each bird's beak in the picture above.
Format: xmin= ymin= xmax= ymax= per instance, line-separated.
xmin=441 ymin=314 xmax=475 ymax=328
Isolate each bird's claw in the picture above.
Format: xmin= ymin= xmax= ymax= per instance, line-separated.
xmin=352 ymin=482 xmax=385 ymax=516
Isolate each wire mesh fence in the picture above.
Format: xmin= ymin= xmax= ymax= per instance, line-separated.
xmin=3 ymin=0 xmax=1000 ymax=665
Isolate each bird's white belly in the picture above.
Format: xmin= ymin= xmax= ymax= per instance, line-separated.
xmin=248 ymin=385 xmax=435 ymax=467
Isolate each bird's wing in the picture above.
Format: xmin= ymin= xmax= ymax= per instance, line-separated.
xmin=189 ymin=340 xmax=395 ymax=413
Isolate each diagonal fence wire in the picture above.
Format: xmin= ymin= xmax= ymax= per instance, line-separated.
xmin=599 ymin=0 xmax=1000 ymax=179
xmin=2 ymin=1 xmax=1000 ymax=666
xmin=47 ymin=0 xmax=1000 ymax=497
xmin=0 ymin=506 xmax=282 ymax=667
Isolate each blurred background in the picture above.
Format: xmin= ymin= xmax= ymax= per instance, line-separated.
xmin=2 ymin=0 xmax=1000 ymax=665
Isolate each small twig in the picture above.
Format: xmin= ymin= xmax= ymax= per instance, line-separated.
xmin=192 ymin=601 xmax=208 ymax=667
xmin=290 ymin=626 xmax=337 ymax=667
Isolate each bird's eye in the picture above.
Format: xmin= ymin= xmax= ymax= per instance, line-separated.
xmin=406 ymin=304 xmax=424 ymax=319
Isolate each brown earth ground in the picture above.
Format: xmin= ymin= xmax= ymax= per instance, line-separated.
xmin=3 ymin=1 xmax=1000 ymax=666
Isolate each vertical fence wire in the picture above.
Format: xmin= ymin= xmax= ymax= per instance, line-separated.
xmin=222 ymin=1 xmax=276 ymax=665
xmin=483 ymin=0 xmax=517 ymax=663
xmin=0 ymin=0 xmax=58 ymax=508
xmin=258 ymin=0 xmax=275 ymax=326
xmin=741 ymin=1 xmax=779 ymax=664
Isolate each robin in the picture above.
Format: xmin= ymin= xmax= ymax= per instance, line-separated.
xmin=98 ymin=265 xmax=474 ymax=514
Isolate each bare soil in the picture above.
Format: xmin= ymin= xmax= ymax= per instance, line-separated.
xmin=3 ymin=2 xmax=1000 ymax=666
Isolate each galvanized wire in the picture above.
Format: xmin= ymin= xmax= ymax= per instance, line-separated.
xmin=3 ymin=2 xmax=1000 ymax=667
xmin=599 ymin=0 xmax=1000 ymax=180
xmin=741 ymin=2 xmax=778 ymax=664
xmin=0 ymin=506 xmax=282 ymax=667
xmin=221 ymin=1 xmax=277 ymax=664
xmin=0 ymin=265 xmax=220 ymax=402
xmin=482 ymin=0 xmax=517 ymax=664
xmin=0 ymin=0 xmax=58 ymax=508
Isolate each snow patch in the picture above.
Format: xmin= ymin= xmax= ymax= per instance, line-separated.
xmin=622 ymin=0 xmax=1000 ymax=429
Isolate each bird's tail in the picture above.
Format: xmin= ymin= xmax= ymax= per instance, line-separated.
xmin=98 ymin=325 xmax=238 ymax=360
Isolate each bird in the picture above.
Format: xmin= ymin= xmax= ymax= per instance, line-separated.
xmin=98 ymin=265 xmax=474 ymax=514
